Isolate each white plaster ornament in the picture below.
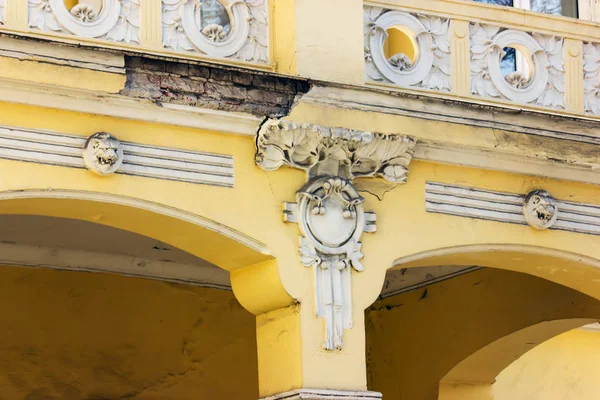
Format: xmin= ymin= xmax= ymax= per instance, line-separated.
xmin=469 ymin=23 xmax=565 ymax=109
xmin=83 ymin=132 xmax=124 ymax=175
xmin=523 ymin=190 xmax=558 ymax=230
xmin=28 ymin=0 xmax=140 ymax=44
xmin=256 ymin=119 xmax=415 ymax=351
xmin=583 ymin=42 xmax=600 ymax=116
xmin=364 ymin=7 xmax=451 ymax=91
xmin=162 ymin=0 xmax=269 ymax=63
xmin=0 ymin=0 xmax=5 ymax=25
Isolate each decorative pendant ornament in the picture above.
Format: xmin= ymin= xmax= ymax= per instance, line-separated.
xmin=256 ymin=119 xmax=416 ymax=351
xmin=284 ymin=177 xmax=376 ymax=351
xmin=523 ymin=190 xmax=558 ymax=230
xmin=83 ymin=132 xmax=124 ymax=176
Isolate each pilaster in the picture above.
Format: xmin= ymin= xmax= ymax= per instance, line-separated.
xmin=140 ymin=0 xmax=163 ymax=49
xmin=450 ymin=19 xmax=471 ymax=96
xmin=4 ymin=0 xmax=28 ymax=30
xmin=564 ymin=38 xmax=584 ymax=114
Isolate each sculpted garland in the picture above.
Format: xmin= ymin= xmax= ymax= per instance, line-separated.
xmin=162 ymin=0 xmax=269 ymax=63
xmin=364 ymin=6 xmax=451 ymax=92
xmin=256 ymin=119 xmax=416 ymax=351
xmin=28 ymin=0 xmax=140 ymax=44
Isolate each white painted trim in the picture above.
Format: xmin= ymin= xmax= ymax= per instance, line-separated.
xmin=0 ymin=242 xmax=231 ymax=289
xmin=0 ymin=77 xmax=261 ymax=136
xmin=260 ymin=389 xmax=382 ymax=400
xmin=0 ymin=189 xmax=271 ymax=256
xmin=426 ymin=182 xmax=600 ymax=235
xmin=0 ymin=125 xmax=235 ymax=187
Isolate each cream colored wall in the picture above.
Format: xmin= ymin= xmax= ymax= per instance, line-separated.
xmin=494 ymin=328 xmax=600 ymax=400
xmin=0 ymin=265 xmax=258 ymax=400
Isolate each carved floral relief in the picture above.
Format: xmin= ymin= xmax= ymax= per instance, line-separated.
xmin=28 ymin=0 xmax=140 ymax=44
xmin=364 ymin=6 xmax=451 ymax=92
xmin=583 ymin=42 xmax=600 ymax=116
xmin=470 ymin=23 xmax=565 ymax=109
xmin=162 ymin=0 xmax=269 ymax=64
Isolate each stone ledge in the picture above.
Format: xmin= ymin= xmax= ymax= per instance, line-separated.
xmin=260 ymin=389 xmax=382 ymax=400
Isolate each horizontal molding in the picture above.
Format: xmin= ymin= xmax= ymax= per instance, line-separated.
xmin=426 ymin=182 xmax=600 ymax=236
xmin=261 ymin=389 xmax=382 ymax=400
xmin=0 ymin=125 xmax=235 ymax=187
xmin=0 ymin=36 xmax=125 ymax=74
xmin=0 ymin=77 xmax=262 ymax=136
xmin=303 ymin=86 xmax=600 ymax=186
xmin=0 ymin=242 xmax=231 ymax=290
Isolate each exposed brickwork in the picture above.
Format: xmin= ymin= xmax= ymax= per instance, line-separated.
xmin=121 ymin=56 xmax=311 ymax=117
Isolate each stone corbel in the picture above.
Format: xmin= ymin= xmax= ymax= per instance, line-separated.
xmin=255 ymin=119 xmax=416 ymax=351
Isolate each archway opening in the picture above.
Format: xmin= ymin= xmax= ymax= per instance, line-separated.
xmin=0 ymin=213 xmax=259 ymax=399
xmin=366 ymin=261 xmax=600 ymax=400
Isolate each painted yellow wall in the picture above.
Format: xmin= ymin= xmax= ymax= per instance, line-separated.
xmin=366 ymin=268 xmax=600 ymax=400
xmin=0 ymin=265 xmax=258 ymax=400
xmin=494 ymin=328 xmax=600 ymax=400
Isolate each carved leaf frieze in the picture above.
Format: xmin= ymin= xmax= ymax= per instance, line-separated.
xmin=255 ymin=119 xmax=416 ymax=184
xmin=583 ymin=42 xmax=600 ymax=116
xmin=0 ymin=0 xmax=5 ymax=25
xmin=28 ymin=0 xmax=140 ymax=44
xmin=469 ymin=23 xmax=565 ymax=109
xmin=162 ymin=0 xmax=269 ymax=64
xmin=364 ymin=6 xmax=451 ymax=92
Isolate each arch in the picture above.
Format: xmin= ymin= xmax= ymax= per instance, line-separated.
xmin=0 ymin=189 xmax=293 ymax=314
xmin=0 ymin=189 xmax=270 ymax=271
xmin=441 ymin=318 xmax=596 ymax=386
xmin=393 ymin=244 xmax=600 ymax=301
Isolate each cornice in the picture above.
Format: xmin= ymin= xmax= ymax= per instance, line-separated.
xmin=0 ymin=76 xmax=262 ymax=136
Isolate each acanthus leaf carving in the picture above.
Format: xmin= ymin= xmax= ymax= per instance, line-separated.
xmin=583 ymin=42 xmax=600 ymax=116
xmin=28 ymin=0 xmax=140 ymax=45
xmin=162 ymin=0 xmax=269 ymax=64
xmin=364 ymin=6 xmax=451 ymax=92
xmin=256 ymin=119 xmax=415 ymax=351
xmin=256 ymin=119 xmax=416 ymax=184
xmin=0 ymin=0 xmax=5 ymax=25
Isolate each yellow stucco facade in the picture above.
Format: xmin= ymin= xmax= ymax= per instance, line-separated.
xmin=0 ymin=0 xmax=598 ymax=399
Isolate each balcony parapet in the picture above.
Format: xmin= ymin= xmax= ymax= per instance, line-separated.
xmin=0 ymin=0 xmax=270 ymax=69
xmin=364 ymin=0 xmax=600 ymax=119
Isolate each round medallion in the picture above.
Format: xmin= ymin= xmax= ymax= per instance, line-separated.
xmin=296 ymin=177 xmax=365 ymax=255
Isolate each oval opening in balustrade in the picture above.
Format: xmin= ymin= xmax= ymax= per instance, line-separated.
xmin=63 ymin=0 xmax=103 ymax=22
xmin=501 ymin=45 xmax=534 ymax=89
xmin=383 ymin=26 xmax=418 ymax=72
xmin=197 ymin=0 xmax=232 ymax=43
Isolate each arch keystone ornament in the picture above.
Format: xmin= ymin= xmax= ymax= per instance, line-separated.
xmin=256 ymin=119 xmax=416 ymax=351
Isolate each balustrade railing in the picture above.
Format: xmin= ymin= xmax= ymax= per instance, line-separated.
xmin=364 ymin=0 xmax=600 ymax=119
xmin=0 ymin=0 xmax=269 ymax=66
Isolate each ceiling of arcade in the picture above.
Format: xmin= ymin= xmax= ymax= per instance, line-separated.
xmin=0 ymin=214 xmax=230 ymax=290
xmin=0 ymin=214 xmax=258 ymax=400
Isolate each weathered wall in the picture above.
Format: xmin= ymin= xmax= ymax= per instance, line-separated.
xmin=0 ymin=265 xmax=258 ymax=400
xmin=494 ymin=328 xmax=600 ymax=400
xmin=366 ymin=268 xmax=600 ymax=400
